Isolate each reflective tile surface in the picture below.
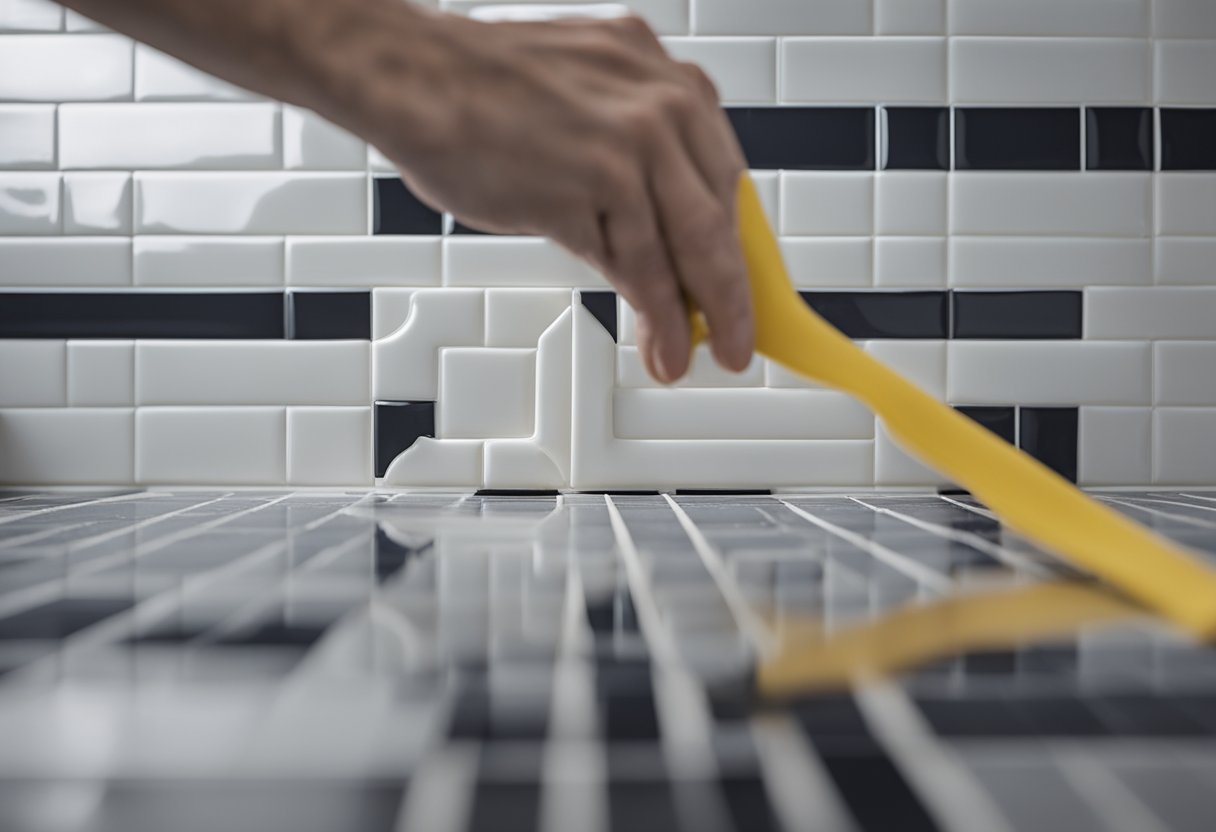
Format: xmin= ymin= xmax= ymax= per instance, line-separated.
xmin=2 ymin=489 xmax=1216 ymax=831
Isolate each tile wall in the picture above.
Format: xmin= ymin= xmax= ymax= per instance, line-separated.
xmin=2 ymin=0 xmax=1216 ymax=489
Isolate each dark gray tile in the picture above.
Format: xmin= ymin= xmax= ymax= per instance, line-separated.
xmin=373 ymin=177 xmax=443 ymax=234
xmin=952 ymin=291 xmax=1083 ymax=339
xmin=956 ymin=108 xmax=1081 ymax=170
xmin=727 ymin=107 xmax=875 ymax=170
xmin=374 ymin=401 xmax=435 ymax=478
xmin=1086 ymin=107 xmax=1154 ymax=171
xmin=580 ymin=291 xmax=618 ymax=341
xmin=800 ymin=291 xmax=949 ymax=339
xmin=883 ymin=107 xmax=950 ymax=170
xmin=1161 ymin=108 xmax=1216 ymax=171
xmin=1020 ymin=407 xmax=1079 ymax=483
xmin=286 ymin=291 xmax=370 ymax=340
xmin=955 ymin=406 xmax=1016 ymax=446
xmin=0 ymin=292 xmax=284 ymax=339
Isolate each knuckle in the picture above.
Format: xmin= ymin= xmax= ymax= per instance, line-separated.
xmin=681 ymin=62 xmax=719 ymax=100
xmin=613 ymin=14 xmax=658 ymax=44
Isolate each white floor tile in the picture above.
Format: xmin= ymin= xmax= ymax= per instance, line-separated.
xmin=1154 ymin=39 xmax=1216 ymax=104
xmin=875 ymin=237 xmax=947 ymax=287
xmin=693 ymin=0 xmax=871 ymax=36
xmin=1153 ymin=408 xmax=1216 ymax=484
xmin=1155 ymin=342 xmax=1216 ymax=406
xmin=876 ymin=172 xmax=947 ymax=236
xmin=950 ymin=237 xmax=1151 ymax=287
xmin=1156 ymin=175 xmax=1216 ymax=236
xmin=1078 ymin=407 xmax=1152 ymax=485
xmin=781 ymin=173 xmax=873 ymax=236
xmin=0 ymin=34 xmax=131 ymax=101
xmin=68 ymin=340 xmax=134 ymax=407
xmin=0 ymin=105 xmax=55 ymax=168
xmin=613 ymin=388 xmax=872 ymax=439
xmin=0 ymin=172 xmax=60 ymax=234
xmin=1156 ymin=238 xmax=1216 ymax=285
xmin=485 ymin=288 xmax=572 ymax=348
xmin=947 ymin=341 xmax=1151 ymax=405
xmin=0 ymin=238 xmax=131 ymax=286
xmin=875 ymin=0 xmax=944 ymax=35
xmin=661 ymin=37 xmax=777 ymax=103
xmin=136 ymin=407 xmax=285 ymax=485
xmin=287 ymin=406 xmax=372 ymax=485
xmin=135 ymin=44 xmax=257 ymax=101
xmin=1085 ymin=287 xmax=1216 ymax=339
xmin=287 ymin=237 xmax=441 ymax=287
xmin=62 ymin=173 xmax=132 ymax=235
xmin=951 ymin=173 xmax=1150 ymax=237
xmin=781 ymin=238 xmax=873 ymax=287
xmin=949 ymin=0 xmax=1147 ymax=37
xmin=373 ymin=288 xmax=485 ymax=401
xmin=439 ymin=348 xmax=535 ymax=439
xmin=0 ymin=408 xmax=133 ymax=484
xmin=0 ymin=340 xmax=65 ymax=407
xmin=782 ymin=38 xmax=947 ymax=103
xmin=444 ymin=237 xmax=604 ymax=287
xmin=950 ymin=37 xmax=1149 ymax=103
xmin=282 ymin=106 xmax=366 ymax=170
xmin=134 ymin=236 xmax=283 ymax=286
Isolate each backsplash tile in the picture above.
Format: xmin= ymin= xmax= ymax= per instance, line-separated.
xmin=954 ymin=107 xmax=1081 ymax=170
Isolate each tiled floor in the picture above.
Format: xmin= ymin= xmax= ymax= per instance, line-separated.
xmin=1 ymin=489 xmax=1216 ymax=831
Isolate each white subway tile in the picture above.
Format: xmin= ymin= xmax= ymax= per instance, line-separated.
xmin=444 ymin=237 xmax=604 ymax=287
xmin=450 ymin=0 xmax=687 ymax=34
xmin=865 ymin=340 xmax=947 ymax=398
xmin=765 ymin=358 xmax=827 ymax=389
xmin=0 ymin=340 xmax=64 ymax=406
xmin=0 ymin=172 xmax=59 ymax=234
xmin=617 ymin=344 xmax=763 ymax=387
xmin=876 ymin=172 xmax=947 ymax=236
xmin=875 ymin=237 xmax=946 ymax=287
xmin=136 ymin=341 xmax=369 ymax=406
xmin=135 ymin=45 xmax=256 ymax=101
xmin=875 ymin=0 xmax=944 ymax=35
xmin=134 ymin=236 xmax=283 ymax=286
xmin=1153 ymin=408 xmax=1216 ymax=484
xmin=136 ymin=407 xmax=285 ymax=485
xmin=372 ymin=288 xmax=417 ymax=339
xmin=948 ymin=341 xmax=1151 ymax=405
xmin=67 ymin=340 xmax=134 ymax=407
xmin=782 ymin=38 xmax=947 ymax=103
xmin=0 ymin=408 xmax=133 ymax=484
xmin=282 ymin=106 xmax=366 ymax=170
xmin=0 ymin=238 xmax=131 ymax=286
xmin=0 ymin=105 xmax=55 ymax=168
xmin=134 ymin=173 xmax=367 ymax=235
xmin=950 ymin=38 xmax=1149 ymax=103
xmin=752 ymin=170 xmax=779 ymax=225
xmin=0 ymin=0 xmax=62 ymax=31
xmin=439 ymin=348 xmax=535 ymax=439
xmin=613 ymin=388 xmax=872 ymax=439
xmin=950 ymin=173 xmax=1151 ymax=237
xmin=781 ymin=172 xmax=873 ymax=236
xmin=63 ymin=10 xmax=104 ymax=31
xmin=62 ymin=172 xmax=131 ymax=235
xmin=619 ymin=298 xmax=638 ymax=345
xmin=1078 ymin=407 xmax=1152 ymax=485
xmin=287 ymin=237 xmax=440 ymax=287
xmin=780 ymin=238 xmax=873 ymax=287
xmin=0 ymin=35 xmax=131 ymax=101
xmin=1156 ymin=238 xmax=1216 ymax=285
xmin=1154 ymin=40 xmax=1216 ymax=104
xmin=1155 ymin=342 xmax=1216 ymax=406
xmin=949 ymin=0 xmax=1147 ymax=37
xmin=485 ymin=288 xmax=572 ymax=348
xmin=286 ymin=406 xmax=372 ymax=485
xmin=694 ymin=0 xmax=871 ymax=36
xmin=1085 ymin=287 xmax=1216 ymax=340
xmin=875 ymin=422 xmax=949 ymax=485
xmin=1153 ymin=0 xmax=1216 ymax=38
xmin=1156 ymin=174 xmax=1216 ymax=236
xmin=661 ymin=37 xmax=776 ymax=103
xmin=373 ymin=288 xmax=484 ymax=401
xmin=59 ymin=103 xmax=280 ymax=169
xmin=950 ymin=237 xmax=1151 ymax=287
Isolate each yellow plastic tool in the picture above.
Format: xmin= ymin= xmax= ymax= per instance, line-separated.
xmin=691 ymin=175 xmax=1216 ymax=640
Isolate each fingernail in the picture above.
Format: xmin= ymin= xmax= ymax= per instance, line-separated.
xmin=653 ymin=349 xmax=673 ymax=384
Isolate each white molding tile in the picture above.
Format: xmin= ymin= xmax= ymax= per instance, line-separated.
xmin=0 ymin=35 xmax=131 ymax=101
xmin=1153 ymin=1 xmax=1216 ymax=38
xmin=865 ymin=340 xmax=947 ymax=399
xmin=875 ymin=238 xmax=947 ymax=287
xmin=67 ymin=340 xmax=134 ymax=407
xmin=0 ymin=104 xmax=55 ymax=168
xmin=948 ymin=0 xmax=1147 ymax=37
xmin=661 ymin=37 xmax=777 ymax=103
xmin=693 ymin=0 xmax=871 ymax=36
xmin=372 ymin=288 xmax=418 ymax=339
xmin=780 ymin=238 xmax=873 ymax=288
xmin=876 ymin=172 xmax=948 ymax=236
xmin=134 ymin=173 xmax=367 ymax=235
xmin=373 ymin=288 xmax=485 ymax=401
xmin=1156 ymin=238 xmax=1216 ymax=285
xmin=782 ymin=38 xmax=947 ymax=104
xmin=62 ymin=172 xmax=132 ymax=235
xmin=444 ymin=237 xmax=605 ymax=287
xmin=0 ymin=408 xmax=133 ymax=484
xmin=0 ymin=0 xmax=62 ymax=31
xmin=286 ymin=406 xmax=372 ymax=485
xmin=282 ymin=105 xmax=366 ymax=170
xmin=1153 ymin=408 xmax=1216 ymax=485
xmin=950 ymin=38 xmax=1150 ymax=104
xmin=59 ymin=103 xmax=280 ymax=169
xmin=0 ymin=340 xmax=65 ymax=406
xmin=1085 ymin=287 xmax=1216 ymax=340
xmin=136 ymin=341 xmax=370 ymax=406
xmin=484 ymin=441 xmax=564 ymax=489
xmin=950 ymin=174 xmax=1151 ymax=237
xmin=136 ymin=407 xmax=285 ymax=485
xmin=875 ymin=0 xmax=945 ymax=36
xmin=134 ymin=44 xmax=257 ymax=101
xmin=949 ymin=237 xmax=1151 ymax=287
xmin=781 ymin=173 xmax=874 ymax=237
xmin=439 ymin=347 xmax=536 ymax=439
xmin=947 ymin=341 xmax=1152 ymax=405
xmin=1155 ymin=342 xmax=1216 ymax=406
xmin=616 ymin=344 xmax=764 ymax=388
xmin=613 ymin=388 xmax=872 ymax=440
xmin=0 ymin=238 xmax=131 ymax=286
xmin=1156 ymin=175 xmax=1216 ymax=236
xmin=485 ymin=288 xmax=573 ymax=348
xmin=875 ymin=423 xmax=950 ymax=486
xmin=134 ymin=236 xmax=283 ymax=286
xmin=287 ymin=237 xmax=441 ymax=287
xmin=1154 ymin=40 xmax=1216 ymax=104
xmin=379 ymin=437 xmax=484 ymax=487
xmin=1078 ymin=407 xmax=1152 ymax=486
xmin=0 ymin=172 xmax=60 ymax=234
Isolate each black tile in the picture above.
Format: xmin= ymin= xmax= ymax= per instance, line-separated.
xmin=468 ymin=782 xmax=540 ymax=832
xmin=952 ymin=291 xmax=1083 ymax=339
xmin=1010 ymin=695 xmax=1108 ymax=737
xmin=581 ymin=291 xmax=618 ymax=341
xmin=800 ymin=291 xmax=949 ymax=339
xmin=916 ymin=697 xmax=1035 ymax=738
xmin=608 ymin=781 xmax=682 ymax=832
xmin=0 ymin=597 xmax=133 ymax=640
xmin=727 ymin=107 xmax=875 ymax=170
xmin=286 ymin=291 xmax=371 ymax=340
xmin=374 ymin=401 xmax=435 ymax=478
xmin=1087 ymin=107 xmax=1154 ymax=171
xmin=956 ymin=108 xmax=1081 ymax=170
xmin=818 ymin=750 xmax=941 ymax=832
xmin=0 ymin=292 xmax=284 ymax=339
xmin=215 ymin=621 xmax=330 ymax=648
xmin=597 ymin=658 xmax=661 ymax=740
xmin=1087 ymin=694 xmax=1207 ymax=737
xmin=883 ymin=107 xmax=950 ymax=170
xmin=1019 ymin=407 xmax=1079 ymax=483
xmin=790 ymin=694 xmax=875 ymax=745
xmin=675 ymin=489 xmax=772 ymax=496
xmin=474 ymin=489 xmax=561 ymax=497
xmin=373 ymin=177 xmax=443 ymax=235
xmin=955 ymin=406 xmax=1016 ymax=445
xmin=720 ymin=776 xmax=782 ymax=832
xmin=1160 ymin=108 xmax=1216 ymax=170
xmin=450 ymin=219 xmax=491 ymax=235
xmin=961 ymin=649 xmax=1018 ymax=675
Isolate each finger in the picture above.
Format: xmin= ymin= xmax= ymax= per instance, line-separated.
xmin=674 ymin=62 xmax=748 ymax=218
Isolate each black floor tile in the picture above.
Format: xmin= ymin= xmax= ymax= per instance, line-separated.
xmin=883 ymin=107 xmax=951 ymax=170
xmin=1087 ymin=694 xmax=1208 ymax=737
xmin=818 ymin=750 xmax=941 ymax=832
xmin=608 ymin=781 xmax=683 ymax=832
xmin=956 ymin=108 xmax=1081 ymax=170
xmin=0 ymin=292 xmax=285 ymax=339
xmin=727 ymin=107 xmax=875 ymax=170
xmin=916 ymin=697 xmax=1036 ymax=738
xmin=286 ymin=291 xmax=371 ymax=340
xmin=1160 ymin=108 xmax=1216 ymax=170
xmin=0 ymin=597 xmax=133 ymax=640
xmin=1086 ymin=107 xmax=1154 ymax=171
xmin=720 ymin=775 xmax=782 ymax=832
xmin=468 ymin=781 xmax=540 ymax=832
xmin=1010 ymin=695 xmax=1109 ymax=737
xmin=373 ymin=177 xmax=443 ymax=235
xmin=952 ymin=291 xmax=1083 ymax=339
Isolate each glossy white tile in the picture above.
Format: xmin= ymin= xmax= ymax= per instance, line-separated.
xmin=782 ymin=38 xmax=947 ymax=103
xmin=1078 ymin=407 xmax=1152 ymax=485
xmin=951 ymin=174 xmax=1151 ymax=237
xmin=134 ymin=44 xmax=257 ymax=101
xmin=134 ymin=173 xmax=367 ymax=235
xmin=372 ymin=288 xmax=418 ymax=339
xmin=618 ymin=297 xmax=638 ymax=346
xmin=136 ymin=407 xmax=285 ymax=485
xmin=1153 ymin=408 xmax=1216 ymax=484
xmin=950 ymin=237 xmax=1151 ymax=287
xmin=485 ymin=288 xmax=572 ymax=348
xmin=67 ymin=340 xmax=134 ymax=407
xmin=1152 ymin=1 xmax=1216 ymax=38
xmin=661 ymin=37 xmax=777 ymax=103
xmin=286 ymin=406 xmax=372 ymax=485
xmin=1156 ymin=238 xmax=1216 ymax=285
xmin=0 ymin=340 xmax=65 ymax=406
xmin=613 ymin=388 xmax=872 ymax=439
xmin=1154 ymin=40 xmax=1216 ymax=104
xmin=693 ymin=0 xmax=871 ymax=36
xmin=0 ymin=238 xmax=131 ymax=286
xmin=949 ymin=0 xmax=1147 ymax=37
xmin=439 ymin=347 xmax=535 ymax=439
xmin=781 ymin=172 xmax=873 ymax=236
xmin=373 ymin=288 xmax=485 ymax=401
xmin=876 ymin=172 xmax=947 ymax=236
xmin=287 ymin=236 xmax=440 ymax=287
xmin=379 ymin=437 xmax=483 ymax=487
xmin=0 ymin=408 xmax=133 ymax=484
xmin=875 ymin=422 xmax=950 ymax=486
xmin=865 ymin=340 xmax=947 ymax=398
xmin=134 ymin=236 xmax=283 ymax=286
xmin=282 ymin=105 xmax=365 ymax=170
xmin=875 ymin=0 xmax=944 ymax=36
xmin=0 ymin=0 xmax=62 ymax=31
xmin=0 ymin=105 xmax=55 ymax=168
xmin=444 ymin=237 xmax=604 ymax=287
xmin=1155 ymin=342 xmax=1216 ymax=406
xmin=875 ymin=237 xmax=947 ymax=287
xmin=947 ymin=341 xmax=1151 ymax=405
xmin=59 ymin=103 xmax=280 ymax=169
xmin=451 ymin=0 xmax=686 ymax=34
xmin=1156 ymin=174 xmax=1216 ymax=236
xmin=0 ymin=172 xmax=60 ymax=234
xmin=0 ymin=35 xmax=131 ymax=101
xmin=1085 ymin=287 xmax=1216 ymax=339
xmin=63 ymin=10 xmax=104 ymax=31
xmin=780 ymin=238 xmax=873 ymax=287
xmin=950 ymin=38 xmax=1149 ymax=104
xmin=62 ymin=172 xmax=131 ymax=235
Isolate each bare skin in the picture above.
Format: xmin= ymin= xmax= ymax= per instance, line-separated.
xmin=58 ymin=0 xmax=754 ymax=382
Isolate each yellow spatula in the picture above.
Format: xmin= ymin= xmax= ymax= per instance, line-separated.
xmin=692 ymin=175 xmax=1216 ymax=640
